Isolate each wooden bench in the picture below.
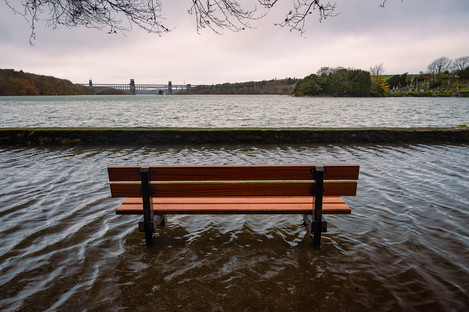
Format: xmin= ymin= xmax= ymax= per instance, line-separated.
xmin=108 ymin=164 xmax=359 ymax=248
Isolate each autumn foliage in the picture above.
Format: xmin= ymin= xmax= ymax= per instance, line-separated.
xmin=0 ymin=69 xmax=92 ymax=96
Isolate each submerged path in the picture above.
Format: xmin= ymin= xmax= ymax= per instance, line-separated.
xmin=1 ymin=127 xmax=468 ymax=146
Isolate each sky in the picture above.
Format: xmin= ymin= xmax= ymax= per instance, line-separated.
xmin=1 ymin=0 xmax=469 ymax=85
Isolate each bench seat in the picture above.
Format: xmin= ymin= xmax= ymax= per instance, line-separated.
xmin=116 ymin=196 xmax=351 ymax=215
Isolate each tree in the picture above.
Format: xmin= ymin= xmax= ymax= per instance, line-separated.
xmin=427 ymin=56 xmax=452 ymax=75
xmin=293 ymin=73 xmax=327 ymax=96
xmin=452 ymin=56 xmax=469 ymax=72
xmin=4 ymin=0 xmax=396 ymax=42
xmin=369 ymin=64 xmax=384 ymax=77
xmin=456 ymin=66 xmax=469 ymax=80
xmin=387 ymin=73 xmax=408 ymax=89
xmin=387 ymin=75 xmax=399 ymax=88
xmin=369 ymin=64 xmax=386 ymax=95
xmin=317 ymin=66 xmax=346 ymax=77
xmin=294 ymin=68 xmax=372 ymax=97
xmin=376 ymin=77 xmax=389 ymax=93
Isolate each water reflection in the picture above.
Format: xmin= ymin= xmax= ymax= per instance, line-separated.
xmin=0 ymin=144 xmax=468 ymax=311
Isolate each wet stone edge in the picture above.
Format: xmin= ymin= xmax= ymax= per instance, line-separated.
xmin=0 ymin=127 xmax=468 ymax=146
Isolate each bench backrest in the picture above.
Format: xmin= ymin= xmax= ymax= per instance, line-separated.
xmin=108 ymin=165 xmax=359 ymax=198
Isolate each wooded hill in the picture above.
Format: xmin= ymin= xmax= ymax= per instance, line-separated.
xmin=0 ymin=69 xmax=92 ymax=96
xmin=293 ymin=69 xmax=374 ymax=97
xmin=179 ymin=78 xmax=299 ymax=95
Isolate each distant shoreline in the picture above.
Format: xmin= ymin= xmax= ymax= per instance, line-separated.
xmin=1 ymin=127 xmax=468 ymax=146
xmin=2 ymin=68 xmax=468 ymax=97
xmin=1 ymin=93 xmax=468 ymax=97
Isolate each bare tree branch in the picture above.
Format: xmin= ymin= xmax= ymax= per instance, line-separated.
xmin=369 ymin=64 xmax=385 ymax=76
xmin=273 ymin=0 xmax=337 ymax=34
xmin=452 ymin=56 xmax=469 ymax=72
xmin=427 ymin=56 xmax=452 ymax=75
xmin=380 ymin=0 xmax=403 ymax=8
xmin=188 ymin=0 xmax=263 ymax=34
xmin=3 ymin=0 xmax=398 ymax=43
xmin=5 ymin=0 xmax=171 ymax=44
xmin=257 ymin=0 xmax=279 ymax=9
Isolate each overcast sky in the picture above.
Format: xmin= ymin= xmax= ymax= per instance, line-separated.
xmin=1 ymin=0 xmax=468 ymax=85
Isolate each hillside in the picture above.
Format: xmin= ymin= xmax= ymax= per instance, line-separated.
xmin=383 ymin=70 xmax=469 ymax=97
xmin=0 ymin=69 xmax=92 ymax=96
xmin=292 ymin=66 xmax=469 ymax=97
xmin=179 ymin=78 xmax=299 ymax=95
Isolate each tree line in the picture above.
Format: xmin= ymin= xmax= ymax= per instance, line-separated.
xmin=292 ymin=56 xmax=469 ymax=97
xmin=3 ymin=54 xmax=468 ymax=96
xmin=180 ymin=78 xmax=299 ymax=95
xmin=384 ymin=56 xmax=469 ymax=97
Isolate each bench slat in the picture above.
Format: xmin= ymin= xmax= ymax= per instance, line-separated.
xmin=108 ymin=165 xmax=359 ymax=182
xmin=110 ymin=181 xmax=357 ymax=198
xmin=115 ymin=196 xmax=351 ymax=214
xmin=122 ymin=196 xmax=345 ymax=204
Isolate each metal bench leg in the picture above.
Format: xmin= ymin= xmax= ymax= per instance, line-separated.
xmin=311 ymin=166 xmax=325 ymax=249
xmin=140 ymin=167 xmax=156 ymax=246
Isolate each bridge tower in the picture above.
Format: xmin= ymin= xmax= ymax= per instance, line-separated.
xmin=130 ymin=79 xmax=136 ymax=95
xmin=168 ymin=81 xmax=173 ymax=95
xmin=88 ymin=79 xmax=97 ymax=94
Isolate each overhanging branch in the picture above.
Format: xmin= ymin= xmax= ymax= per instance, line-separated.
xmin=3 ymin=0 xmax=398 ymax=43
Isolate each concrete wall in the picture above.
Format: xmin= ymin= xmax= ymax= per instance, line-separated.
xmin=1 ymin=127 xmax=468 ymax=146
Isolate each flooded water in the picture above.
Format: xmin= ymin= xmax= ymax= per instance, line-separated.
xmin=1 ymin=94 xmax=469 ymax=128
xmin=1 ymin=144 xmax=468 ymax=311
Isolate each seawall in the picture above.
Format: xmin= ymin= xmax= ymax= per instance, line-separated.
xmin=1 ymin=127 xmax=468 ymax=146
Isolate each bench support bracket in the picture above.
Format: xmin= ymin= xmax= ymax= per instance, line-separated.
xmin=302 ymin=214 xmax=327 ymax=233
xmin=139 ymin=215 xmax=165 ymax=232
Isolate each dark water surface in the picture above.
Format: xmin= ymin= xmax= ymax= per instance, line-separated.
xmin=0 ymin=144 xmax=468 ymax=311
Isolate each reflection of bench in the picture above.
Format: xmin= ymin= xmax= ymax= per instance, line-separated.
xmin=108 ymin=165 xmax=359 ymax=248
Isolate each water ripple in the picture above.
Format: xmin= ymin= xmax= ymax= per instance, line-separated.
xmin=2 ymin=95 xmax=469 ymax=128
xmin=0 ymin=144 xmax=468 ymax=311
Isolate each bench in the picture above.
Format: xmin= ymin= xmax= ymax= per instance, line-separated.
xmin=108 ymin=164 xmax=359 ymax=248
